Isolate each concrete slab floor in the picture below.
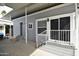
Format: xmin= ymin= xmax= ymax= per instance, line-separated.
xmin=0 ymin=39 xmax=36 ymax=56
xmin=0 ymin=39 xmax=57 ymax=56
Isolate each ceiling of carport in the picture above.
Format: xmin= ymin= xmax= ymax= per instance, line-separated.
xmin=1 ymin=3 xmax=62 ymax=19
xmin=5 ymin=3 xmax=33 ymax=10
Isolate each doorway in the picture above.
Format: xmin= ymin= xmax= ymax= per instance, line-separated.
xmin=5 ymin=25 xmax=10 ymax=36
xmin=20 ymin=22 xmax=23 ymax=36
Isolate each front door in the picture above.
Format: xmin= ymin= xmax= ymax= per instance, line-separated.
xmin=20 ymin=22 xmax=23 ymax=36
xmin=36 ymin=18 xmax=48 ymax=47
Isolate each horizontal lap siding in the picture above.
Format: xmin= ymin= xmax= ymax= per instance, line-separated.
xmin=27 ymin=4 xmax=75 ymax=42
xmin=13 ymin=16 xmax=25 ymax=37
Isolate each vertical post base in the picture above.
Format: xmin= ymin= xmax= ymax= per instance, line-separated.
xmin=75 ymin=49 xmax=79 ymax=56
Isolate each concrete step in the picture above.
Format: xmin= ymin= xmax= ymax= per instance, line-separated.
xmin=39 ymin=41 xmax=75 ymax=56
xmin=47 ymin=41 xmax=75 ymax=49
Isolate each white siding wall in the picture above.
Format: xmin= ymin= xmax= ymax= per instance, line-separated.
xmin=12 ymin=16 xmax=25 ymax=37
xmin=27 ymin=4 xmax=75 ymax=42
xmin=12 ymin=4 xmax=75 ymax=42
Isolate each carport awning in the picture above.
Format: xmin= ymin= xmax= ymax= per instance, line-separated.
xmin=0 ymin=19 xmax=13 ymax=25
xmin=0 ymin=5 xmax=13 ymax=18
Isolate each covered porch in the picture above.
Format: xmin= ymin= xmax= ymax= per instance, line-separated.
xmin=33 ymin=3 xmax=79 ymax=56
xmin=0 ymin=3 xmax=79 ymax=56
xmin=0 ymin=19 xmax=13 ymax=39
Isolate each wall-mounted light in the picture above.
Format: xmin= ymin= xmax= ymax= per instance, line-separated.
xmin=47 ymin=18 xmax=49 ymax=22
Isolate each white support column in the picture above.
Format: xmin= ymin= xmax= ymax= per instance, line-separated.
xmin=3 ymin=25 xmax=5 ymax=36
xmin=47 ymin=19 xmax=50 ymax=40
xmin=75 ymin=3 xmax=79 ymax=56
xmin=9 ymin=15 xmax=12 ymax=39
xmin=25 ymin=7 xmax=27 ymax=44
xmin=36 ymin=20 xmax=38 ymax=47
xmin=9 ymin=25 xmax=12 ymax=39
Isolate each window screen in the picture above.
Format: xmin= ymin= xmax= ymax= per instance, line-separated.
xmin=50 ymin=16 xmax=70 ymax=42
xmin=51 ymin=19 xmax=58 ymax=30
xmin=60 ymin=17 xmax=70 ymax=30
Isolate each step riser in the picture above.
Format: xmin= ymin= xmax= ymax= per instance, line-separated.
xmin=41 ymin=45 xmax=74 ymax=56
xmin=47 ymin=42 xmax=74 ymax=49
xmin=40 ymin=47 xmax=73 ymax=56
xmin=40 ymin=41 xmax=75 ymax=56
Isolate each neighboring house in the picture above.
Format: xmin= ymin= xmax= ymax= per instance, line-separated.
xmin=0 ymin=19 xmax=13 ymax=37
xmin=0 ymin=4 xmax=13 ymax=37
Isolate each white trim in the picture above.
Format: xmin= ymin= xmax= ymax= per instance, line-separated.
xmin=28 ymin=3 xmax=73 ymax=17
xmin=49 ymin=13 xmax=74 ymax=20
xmin=36 ymin=18 xmax=47 ymax=22
xmin=38 ymin=27 xmax=46 ymax=28
xmin=74 ymin=3 xmax=79 ymax=56
xmin=36 ymin=19 xmax=38 ymax=47
xmin=0 ymin=19 xmax=13 ymax=25
xmin=48 ymin=40 xmax=71 ymax=46
xmin=35 ymin=13 xmax=74 ymax=23
xmin=49 ymin=14 xmax=72 ymax=44
xmin=9 ymin=15 xmax=12 ymax=38
xmin=12 ymin=16 xmax=25 ymax=21
xmin=70 ymin=15 xmax=73 ymax=45
xmin=36 ymin=13 xmax=74 ymax=46
xmin=3 ymin=25 xmax=5 ymax=36
xmin=58 ymin=18 xmax=60 ymax=42
xmin=36 ymin=18 xmax=47 ymax=47
xmin=0 ymin=19 xmax=13 ymax=23
xmin=37 ymin=34 xmax=47 ymax=36
xmin=75 ymin=3 xmax=79 ymax=49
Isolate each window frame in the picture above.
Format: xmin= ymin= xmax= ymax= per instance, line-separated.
xmin=37 ymin=19 xmax=47 ymax=35
xmin=49 ymin=13 xmax=72 ymax=43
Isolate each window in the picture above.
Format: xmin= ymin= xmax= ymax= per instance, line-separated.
xmin=50 ymin=16 xmax=70 ymax=42
xmin=51 ymin=19 xmax=58 ymax=30
xmin=38 ymin=28 xmax=46 ymax=34
xmin=37 ymin=20 xmax=47 ymax=34
xmin=50 ymin=31 xmax=59 ymax=40
xmin=50 ymin=19 xmax=59 ymax=40
xmin=60 ymin=17 xmax=70 ymax=41
xmin=60 ymin=17 xmax=70 ymax=30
